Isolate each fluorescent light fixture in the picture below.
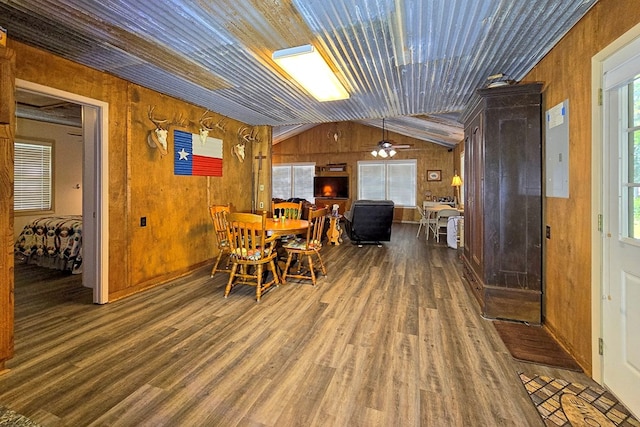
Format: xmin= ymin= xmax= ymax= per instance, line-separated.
xmin=272 ymin=44 xmax=349 ymax=102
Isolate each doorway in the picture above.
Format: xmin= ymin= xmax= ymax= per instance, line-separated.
xmin=593 ymin=25 xmax=640 ymax=417
xmin=15 ymin=79 xmax=109 ymax=304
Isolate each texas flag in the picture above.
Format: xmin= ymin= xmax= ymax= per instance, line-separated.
xmin=174 ymin=129 xmax=223 ymax=176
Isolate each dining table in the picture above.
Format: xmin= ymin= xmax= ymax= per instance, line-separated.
xmin=265 ymin=218 xmax=309 ymax=238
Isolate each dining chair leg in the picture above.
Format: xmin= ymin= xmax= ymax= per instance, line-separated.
xmin=269 ymin=259 xmax=281 ymax=286
xmin=315 ymin=252 xmax=326 ymax=276
xmin=224 ymin=263 xmax=239 ymax=298
xmin=211 ymin=251 xmax=224 ymax=276
xmin=255 ymin=264 xmax=264 ymax=302
xmin=306 ymin=255 xmax=317 ymax=286
xmin=282 ymin=253 xmax=294 ymax=284
xmin=416 ymin=223 xmax=422 ymax=238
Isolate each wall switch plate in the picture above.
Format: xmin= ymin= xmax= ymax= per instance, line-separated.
xmin=259 ymin=202 xmax=264 ymax=209
xmin=141 ymin=217 xmax=147 ymax=227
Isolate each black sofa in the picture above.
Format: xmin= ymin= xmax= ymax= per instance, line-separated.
xmin=343 ymin=200 xmax=394 ymax=246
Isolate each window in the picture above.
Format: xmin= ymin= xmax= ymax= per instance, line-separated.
xmin=624 ymin=77 xmax=640 ymax=238
xmin=272 ymin=163 xmax=315 ymax=201
xmin=357 ymin=160 xmax=417 ymax=206
xmin=14 ymin=140 xmax=53 ymax=212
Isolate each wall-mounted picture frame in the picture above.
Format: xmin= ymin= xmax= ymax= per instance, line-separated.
xmin=427 ymin=170 xmax=442 ymax=181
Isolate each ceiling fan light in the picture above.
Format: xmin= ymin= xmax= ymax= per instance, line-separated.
xmin=371 ymin=150 xmax=378 ymax=157
xmin=379 ymin=149 xmax=388 ymax=158
xmin=388 ymin=149 xmax=396 ymax=157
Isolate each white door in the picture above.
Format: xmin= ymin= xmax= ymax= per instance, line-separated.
xmin=602 ymin=39 xmax=640 ymax=417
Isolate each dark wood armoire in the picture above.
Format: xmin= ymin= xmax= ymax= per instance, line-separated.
xmin=461 ymin=82 xmax=543 ymax=324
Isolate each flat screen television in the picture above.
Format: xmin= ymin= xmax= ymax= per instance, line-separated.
xmin=313 ymin=176 xmax=349 ymax=198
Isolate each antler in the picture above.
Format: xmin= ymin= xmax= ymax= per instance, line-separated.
xmin=198 ymin=110 xmax=227 ymax=134
xmin=173 ymin=112 xmax=186 ymax=128
xmin=214 ymin=118 xmax=227 ymax=133
xmin=199 ymin=109 xmax=215 ymax=131
xmin=147 ymin=105 xmax=168 ymax=130
xmin=238 ymin=126 xmax=260 ymax=144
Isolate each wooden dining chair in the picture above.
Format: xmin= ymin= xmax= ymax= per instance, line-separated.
xmin=281 ymin=207 xmax=328 ymax=286
xmin=209 ymin=204 xmax=232 ymax=276
xmin=271 ymin=200 xmax=303 ymax=243
xmin=271 ymin=200 xmax=303 ymax=220
xmin=224 ymin=211 xmax=280 ymax=301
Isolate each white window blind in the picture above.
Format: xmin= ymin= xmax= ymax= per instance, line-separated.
xmin=272 ymin=163 xmax=314 ymax=201
xmin=357 ymin=160 xmax=417 ymax=206
xmin=14 ymin=141 xmax=53 ymax=212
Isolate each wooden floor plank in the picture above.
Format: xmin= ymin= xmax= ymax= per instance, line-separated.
xmin=2 ymin=224 xmax=599 ymax=426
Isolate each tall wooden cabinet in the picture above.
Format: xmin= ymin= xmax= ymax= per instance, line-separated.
xmin=461 ymin=83 xmax=543 ymax=324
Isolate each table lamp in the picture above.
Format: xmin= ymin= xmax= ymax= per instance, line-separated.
xmin=451 ymin=174 xmax=463 ymax=208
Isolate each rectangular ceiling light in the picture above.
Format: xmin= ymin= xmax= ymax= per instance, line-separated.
xmin=272 ymin=44 xmax=349 ymax=102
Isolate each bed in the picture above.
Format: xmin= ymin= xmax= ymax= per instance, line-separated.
xmin=14 ymin=215 xmax=83 ymax=274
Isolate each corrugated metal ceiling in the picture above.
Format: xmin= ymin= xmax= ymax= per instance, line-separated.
xmin=1 ymin=0 xmax=598 ymax=147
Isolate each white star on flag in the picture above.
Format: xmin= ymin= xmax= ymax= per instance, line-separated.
xmin=178 ymin=148 xmax=190 ymax=160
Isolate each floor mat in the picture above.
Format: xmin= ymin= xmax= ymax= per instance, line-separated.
xmin=493 ymin=321 xmax=582 ymax=371
xmin=0 ymin=406 xmax=41 ymax=426
xmin=519 ymin=373 xmax=639 ymax=426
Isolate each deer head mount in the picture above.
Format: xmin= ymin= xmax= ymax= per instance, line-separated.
xmin=233 ymin=142 xmax=246 ymax=162
xmin=198 ymin=110 xmax=227 ymax=145
xmin=327 ymin=124 xmax=343 ymax=142
xmin=329 ymin=130 xmax=343 ymax=142
xmin=147 ymin=105 xmax=169 ymax=156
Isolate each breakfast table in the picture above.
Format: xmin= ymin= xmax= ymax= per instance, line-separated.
xmin=265 ymin=218 xmax=309 ymax=237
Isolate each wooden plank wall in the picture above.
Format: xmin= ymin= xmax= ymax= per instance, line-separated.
xmin=8 ymin=40 xmax=259 ymax=302
xmin=524 ymin=0 xmax=640 ymax=374
xmin=0 ymin=45 xmax=16 ymax=370
xmin=272 ymin=121 xmax=457 ymax=222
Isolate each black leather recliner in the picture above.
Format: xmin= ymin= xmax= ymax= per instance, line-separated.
xmin=343 ymin=200 xmax=394 ymax=246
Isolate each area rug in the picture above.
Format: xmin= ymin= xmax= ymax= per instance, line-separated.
xmin=493 ymin=320 xmax=582 ymax=371
xmin=0 ymin=406 xmax=41 ymax=427
xmin=519 ymin=373 xmax=639 ymax=426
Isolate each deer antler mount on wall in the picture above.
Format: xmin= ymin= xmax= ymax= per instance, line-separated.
xmin=147 ymin=105 xmax=169 ymax=156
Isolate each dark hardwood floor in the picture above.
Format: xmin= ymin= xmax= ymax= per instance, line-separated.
xmin=2 ymin=223 xmax=594 ymax=426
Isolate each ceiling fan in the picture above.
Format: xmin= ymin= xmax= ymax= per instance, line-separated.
xmin=370 ymin=118 xmax=411 ymax=158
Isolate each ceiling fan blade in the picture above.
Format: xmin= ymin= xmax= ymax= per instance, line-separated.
xmin=394 ymin=144 xmax=412 ymax=149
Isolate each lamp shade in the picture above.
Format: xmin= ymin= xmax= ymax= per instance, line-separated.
xmin=272 ymin=44 xmax=349 ymax=102
xmin=451 ymin=175 xmax=463 ymax=186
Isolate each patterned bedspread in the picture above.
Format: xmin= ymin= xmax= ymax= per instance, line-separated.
xmin=14 ymin=215 xmax=83 ymax=274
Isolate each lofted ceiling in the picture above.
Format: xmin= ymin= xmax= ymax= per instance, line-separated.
xmin=1 ymin=0 xmax=598 ymax=148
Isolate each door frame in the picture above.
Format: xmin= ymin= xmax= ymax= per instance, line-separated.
xmin=591 ymin=21 xmax=640 ymax=384
xmin=16 ymin=79 xmax=110 ymax=304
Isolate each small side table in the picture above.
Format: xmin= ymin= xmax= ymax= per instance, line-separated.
xmin=327 ymin=214 xmax=343 ymax=245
